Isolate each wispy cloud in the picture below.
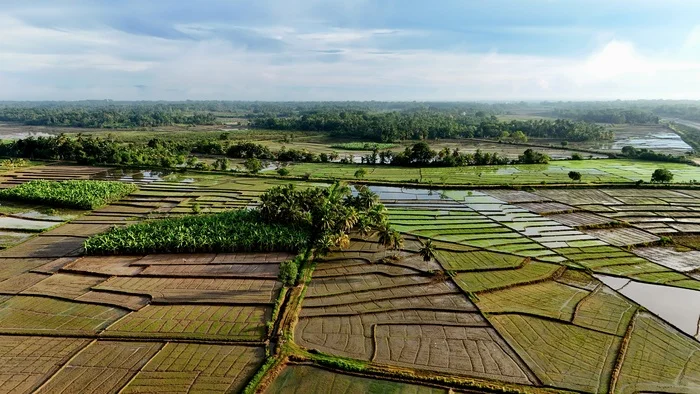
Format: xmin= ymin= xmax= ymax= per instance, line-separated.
xmin=1 ymin=1 xmax=700 ymax=100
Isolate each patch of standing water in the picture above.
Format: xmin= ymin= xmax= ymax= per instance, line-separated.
xmin=0 ymin=127 xmax=54 ymax=140
xmin=93 ymin=169 xmax=168 ymax=183
xmin=596 ymin=274 xmax=700 ymax=341
xmin=366 ymin=186 xmax=448 ymax=200
xmin=0 ymin=217 xmax=57 ymax=231
xmin=611 ymin=132 xmax=692 ymax=152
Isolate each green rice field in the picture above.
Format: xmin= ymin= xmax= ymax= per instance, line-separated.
xmin=0 ymin=163 xmax=697 ymax=394
xmin=284 ymin=159 xmax=700 ymax=184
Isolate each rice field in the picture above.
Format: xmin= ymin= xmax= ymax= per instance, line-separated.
xmin=284 ymin=159 xmax=700 ymax=185
xmin=0 ymin=164 xmax=697 ymax=393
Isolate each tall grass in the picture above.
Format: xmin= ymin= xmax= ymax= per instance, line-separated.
xmin=0 ymin=180 xmax=137 ymax=209
xmin=84 ymin=209 xmax=309 ymax=255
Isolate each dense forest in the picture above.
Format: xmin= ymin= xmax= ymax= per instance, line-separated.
xmin=0 ymin=135 xmax=189 ymax=167
xmin=548 ymin=109 xmax=660 ymax=124
xmin=0 ymin=100 xmax=520 ymax=115
xmin=543 ymin=100 xmax=700 ymax=123
xmin=0 ymin=107 xmax=217 ymax=128
xmin=3 ymin=100 xmax=700 ymax=142
xmin=250 ymin=111 xmax=612 ymax=142
xmin=249 ymin=111 xmax=612 ymax=142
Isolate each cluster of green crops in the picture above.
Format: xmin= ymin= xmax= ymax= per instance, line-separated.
xmin=84 ymin=210 xmax=309 ymax=255
xmin=0 ymin=180 xmax=137 ymax=209
xmin=330 ymin=142 xmax=396 ymax=151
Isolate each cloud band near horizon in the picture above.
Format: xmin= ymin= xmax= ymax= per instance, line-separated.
xmin=1 ymin=0 xmax=699 ymax=101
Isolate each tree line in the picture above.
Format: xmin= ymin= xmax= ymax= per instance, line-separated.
xmin=224 ymin=141 xmax=551 ymax=167
xmin=249 ymin=111 xmax=612 ymax=142
xmin=0 ymin=107 xmax=217 ymax=128
xmin=549 ymin=109 xmax=660 ymax=124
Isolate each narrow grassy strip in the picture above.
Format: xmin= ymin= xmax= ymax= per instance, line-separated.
xmin=84 ymin=209 xmax=309 ymax=255
xmin=0 ymin=180 xmax=137 ymax=210
xmin=330 ymin=142 xmax=397 ymax=151
xmin=242 ymin=356 xmax=278 ymax=394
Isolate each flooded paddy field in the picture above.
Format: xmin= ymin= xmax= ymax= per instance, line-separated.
xmin=0 ymin=165 xmax=698 ymax=393
xmin=568 ymin=124 xmax=694 ymax=154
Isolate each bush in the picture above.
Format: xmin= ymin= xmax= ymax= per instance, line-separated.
xmin=571 ymin=153 xmax=584 ymax=160
xmin=244 ymin=157 xmax=263 ymax=173
xmin=279 ymin=259 xmax=299 ymax=286
xmin=568 ymin=171 xmax=582 ymax=182
xmin=0 ymin=180 xmax=137 ymax=210
xmin=276 ymin=167 xmax=290 ymax=176
xmin=518 ymin=149 xmax=550 ymax=164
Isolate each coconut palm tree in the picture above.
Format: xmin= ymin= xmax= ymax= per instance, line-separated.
xmin=354 ymin=185 xmax=379 ymax=210
xmin=419 ymin=239 xmax=436 ymax=262
xmin=377 ymin=223 xmax=403 ymax=251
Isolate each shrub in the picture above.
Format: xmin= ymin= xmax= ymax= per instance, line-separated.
xmin=279 ymin=259 xmax=299 ymax=286
xmin=276 ymin=167 xmax=290 ymax=176
xmin=518 ymin=149 xmax=550 ymax=164
xmin=568 ymin=171 xmax=582 ymax=182
xmin=244 ymin=157 xmax=263 ymax=174
xmin=571 ymin=153 xmax=584 ymax=160
xmin=0 ymin=180 xmax=137 ymax=210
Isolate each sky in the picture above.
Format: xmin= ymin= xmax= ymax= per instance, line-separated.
xmin=1 ymin=0 xmax=700 ymax=101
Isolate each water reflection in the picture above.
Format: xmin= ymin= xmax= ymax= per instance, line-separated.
xmin=596 ymin=274 xmax=700 ymax=340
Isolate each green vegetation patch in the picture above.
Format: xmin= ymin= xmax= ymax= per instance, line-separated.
xmin=122 ymin=343 xmax=265 ymax=394
xmin=453 ymin=262 xmax=560 ymax=293
xmin=0 ymin=296 xmax=126 ymax=335
xmin=477 ymin=281 xmax=589 ymax=321
xmin=105 ymin=304 xmax=269 ymax=341
xmin=490 ymin=314 xmax=620 ymax=394
xmin=573 ymin=287 xmax=637 ymax=336
xmin=330 ymin=142 xmax=397 ymax=151
xmin=0 ymin=336 xmax=90 ymax=393
xmin=34 ymin=341 xmax=162 ymax=394
xmin=265 ymin=365 xmax=446 ymax=394
xmin=614 ymin=312 xmax=700 ymax=394
xmin=0 ymin=180 xmax=137 ymax=210
xmin=84 ymin=209 xmax=309 ymax=255
xmin=435 ymin=249 xmax=525 ymax=271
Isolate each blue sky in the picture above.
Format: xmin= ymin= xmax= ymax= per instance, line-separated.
xmin=1 ymin=0 xmax=699 ymax=100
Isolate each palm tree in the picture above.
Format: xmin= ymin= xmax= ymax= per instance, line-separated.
xmin=367 ymin=204 xmax=387 ymax=227
xmin=314 ymin=234 xmax=336 ymax=256
xmin=377 ymin=223 xmax=403 ymax=251
xmin=390 ymin=230 xmax=404 ymax=251
xmin=355 ymin=185 xmax=379 ymax=210
xmin=326 ymin=181 xmax=351 ymax=204
xmin=419 ymin=239 xmax=436 ymax=262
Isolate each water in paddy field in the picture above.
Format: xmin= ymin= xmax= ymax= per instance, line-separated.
xmin=0 ymin=217 xmax=57 ymax=231
xmin=93 ymin=169 xmax=170 ymax=183
xmin=582 ymin=126 xmax=694 ymax=154
xmin=365 ymin=185 xmax=447 ymax=200
xmin=611 ymin=132 xmax=693 ymax=152
xmin=596 ymin=274 xmax=700 ymax=340
xmin=0 ymin=123 xmax=55 ymax=140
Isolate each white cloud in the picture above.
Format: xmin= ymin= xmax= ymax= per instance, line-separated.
xmin=1 ymin=15 xmax=700 ymax=100
xmin=683 ymin=25 xmax=700 ymax=53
